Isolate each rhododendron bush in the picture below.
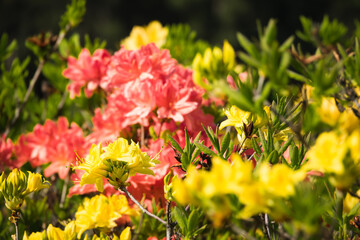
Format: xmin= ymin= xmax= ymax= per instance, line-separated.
xmin=3 ymin=1 xmax=360 ymax=239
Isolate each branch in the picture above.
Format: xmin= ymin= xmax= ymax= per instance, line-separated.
xmin=4 ymin=24 xmax=70 ymax=135
xmin=120 ymin=186 xmax=167 ymax=225
xmin=166 ymin=201 xmax=172 ymax=240
xmin=261 ymin=213 xmax=271 ymax=240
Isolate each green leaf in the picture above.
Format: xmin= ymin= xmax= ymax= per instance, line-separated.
xmin=0 ymin=33 xmax=17 ymax=62
xmin=225 ymin=139 xmax=234 ymax=159
xmin=278 ymin=135 xmax=294 ymax=155
xmin=173 ymin=207 xmax=187 ymax=233
xmin=59 ymin=0 xmax=86 ymax=30
xmin=237 ymin=32 xmax=259 ymax=58
xmin=168 ymin=135 xmax=184 ymax=154
xmin=279 ymin=36 xmax=294 ymax=52
xmin=220 ymin=131 xmax=230 ymax=156
xmin=251 ymin=137 xmax=262 ymax=155
xmin=258 ymin=130 xmax=268 ymax=154
xmin=195 ymin=142 xmax=217 ymax=157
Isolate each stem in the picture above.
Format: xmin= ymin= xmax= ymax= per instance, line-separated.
xmin=120 ymin=186 xmax=167 ymax=225
xmin=15 ymin=220 xmax=19 ymax=240
xmin=4 ymin=25 xmax=70 ymax=135
xmin=59 ymin=172 xmax=70 ymax=208
xmin=166 ymin=201 xmax=172 ymax=240
xmin=230 ymin=224 xmax=256 ymax=240
xmin=132 ymin=211 xmax=144 ymax=240
xmin=10 ymin=211 xmax=20 ymax=240
xmin=140 ymin=125 xmax=145 ymax=148
xmin=261 ymin=213 xmax=271 ymax=240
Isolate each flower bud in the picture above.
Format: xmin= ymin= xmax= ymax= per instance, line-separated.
xmin=64 ymin=220 xmax=77 ymax=240
xmin=0 ymin=169 xmax=28 ymax=211
xmin=119 ymin=227 xmax=131 ymax=240
xmin=47 ymin=224 xmax=64 ymax=240
xmin=23 ymin=171 xmax=50 ymax=196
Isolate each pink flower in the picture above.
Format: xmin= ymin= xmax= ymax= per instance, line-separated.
xmin=15 ymin=117 xmax=86 ymax=179
xmin=0 ymin=134 xmax=19 ymax=171
xmin=63 ymin=48 xmax=111 ymax=99
xmin=102 ymin=43 xmax=176 ymax=91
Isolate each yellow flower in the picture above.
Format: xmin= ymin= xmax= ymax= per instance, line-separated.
xmin=306 ymin=131 xmax=347 ymax=175
xmin=223 ymin=40 xmax=235 ymax=70
xmin=318 ymin=97 xmax=340 ymax=126
xmin=347 ymin=128 xmax=360 ymax=163
xmin=64 ymin=221 xmax=77 ymax=239
xmin=47 ymin=224 xmax=64 ymax=240
xmin=23 ymin=172 xmax=50 ymax=196
xmin=0 ymin=169 xmax=27 ymax=211
xmin=74 ymin=143 xmax=109 ymax=192
xmin=119 ymin=227 xmax=131 ymax=240
xmin=192 ymin=40 xmax=236 ymax=90
xmin=219 ymin=105 xmax=251 ymax=131
xmin=23 ymin=231 xmax=46 ymax=240
xmin=339 ymin=109 xmax=360 ymax=133
xmin=75 ymin=194 xmax=138 ymax=238
xmin=258 ymin=163 xmax=306 ymax=198
xmin=343 ymin=191 xmax=360 ymax=214
xmin=122 ymin=21 xmax=168 ymax=50
xmin=102 ymin=138 xmax=160 ymax=176
xmin=236 ymin=182 xmax=268 ymax=219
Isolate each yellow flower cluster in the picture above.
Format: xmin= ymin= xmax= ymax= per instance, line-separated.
xmin=192 ymin=40 xmax=235 ymax=90
xmin=23 ymin=221 xmax=131 ymax=240
xmin=219 ymin=105 xmax=290 ymax=147
xmin=317 ymin=97 xmax=360 ymax=131
xmin=173 ymin=154 xmax=306 ymax=225
xmin=306 ymin=129 xmax=360 ymax=189
xmin=23 ymin=222 xmax=76 ymax=240
xmin=0 ymin=169 xmax=49 ymax=211
xmin=74 ymin=138 xmax=160 ymax=191
xmin=75 ymin=194 xmax=138 ymax=237
xmin=121 ymin=21 xmax=168 ymax=50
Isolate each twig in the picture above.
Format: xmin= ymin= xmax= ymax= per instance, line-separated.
xmin=140 ymin=125 xmax=145 ymax=148
xmin=166 ymin=201 xmax=172 ymax=240
xmin=15 ymin=220 xmax=19 ymax=240
xmin=4 ymin=25 xmax=70 ymax=135
xmin=133 ymin=210 xmax=144 ymax=240
xmin=348 ymin=191 xmax=360 ymax=199
xmin=59 ymin=172 xmax=70 ymax=208
xmin=120 ymin=186 xmax=167 ymax=225
xmin=10 ymin=211 xmax=20 ymax=240
xmin=269 ymin=106 xmax=308 ymax=149
xmin=278 ymin=224 xmax=294 ymax=240
xmin=230 ymin=224 xmax=256 ymax=240
xmin=261 ymin=213 xmax=271 ymax=240
xmin=55 ymin=91 xmax=69 ymax=118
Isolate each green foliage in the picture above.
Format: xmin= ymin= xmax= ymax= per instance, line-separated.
xmin=59 ymin=0 xmax=86 ymax=30
xmin=131 ymin=199 xmax=166 ymax=240
xmin=163 ymin=23 xmax=209 ymax=66
xmin=172 ymin=206 xmax=206 ymax=240
xmin=237 ymin=19 xmax=294 ymax=92
xmin=0 ymin=33 xmax=17 ymax=63
xmin=168 ymin=129 xmax=202 ymax=171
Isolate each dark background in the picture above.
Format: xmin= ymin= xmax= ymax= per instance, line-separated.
xmin=1 ymin=0 xmax=360 ymax=53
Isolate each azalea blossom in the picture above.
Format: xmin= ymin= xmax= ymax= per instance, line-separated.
xmin=15 ymin=117 xmax=87 ymax=179
xmin=75 ymin=194 xmax=138 ymax=237
xmin=63 ymin=48 xmax=111 ymax=98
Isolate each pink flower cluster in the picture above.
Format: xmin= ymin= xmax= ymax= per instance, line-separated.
xmin=0 ymin=134 xmax=19 ymax=171
xmin=63 ymin=49 xmax=111 ymax=99
xmin=62 ymin=43 xmax=215 ymax=204
xmin=15 ymin=117 xmax=87 ymax=179
xmin=64 ymin=43 xmax=213 ymax=142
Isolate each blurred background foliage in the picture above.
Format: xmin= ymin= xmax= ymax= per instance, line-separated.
xmin=2 ymin=0 xmax=360 ymax=55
